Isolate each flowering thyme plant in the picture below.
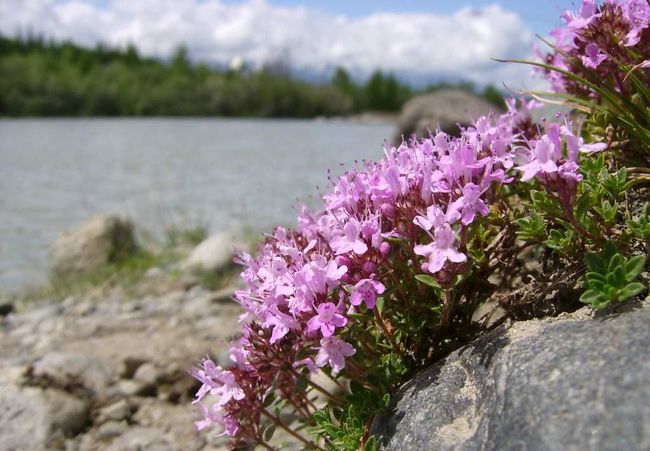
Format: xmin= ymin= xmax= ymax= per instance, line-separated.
xmin=191 ymin=1 xmax=648 ymax=449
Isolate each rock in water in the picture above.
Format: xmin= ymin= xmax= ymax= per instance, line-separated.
xmin=182 ymin=232 xmax=239 ymax=273
xmin=51 ymin=214 xmax=137 ymax=276
xmin=372 ymin=302 xmax=650 ymax=450
xmin=394 ymin=90 xmax=496 ymax=143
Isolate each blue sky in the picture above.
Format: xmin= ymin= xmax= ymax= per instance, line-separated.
xmin=237 ymin=0 xmax=574 ymax=34
xmin=1 ymin=0 xmax=580 ymax=87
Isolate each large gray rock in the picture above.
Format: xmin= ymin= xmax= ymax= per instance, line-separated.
xmin=0 ymin=385 xmax=89 ymax=450
xmin=373 ymin=302 xmax=650 ymax=450
xmin=394 ymin=89 xmax=496 ymax=142
xmin=51 ymin=214 xmax=137 ymax=276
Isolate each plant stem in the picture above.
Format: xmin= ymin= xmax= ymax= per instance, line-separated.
xmin=359 ymin=414 xmax=375 ymax=451
xmin=256 ymin=438 xmax=276 ymax=451
xmin=563 ymin=205 xmax=603 ymax=244
xmin=374 ymin=308 xmax=402 ymax=354
xmin=285 ymin=394 xmax=313 ymax=420
xmin=289 ymin=368 xmax=344 ymax=405
xmin=262 ymin=408 xmax=325 ymax=451
xmin=441 ymin=289 xmax=453 ymax=327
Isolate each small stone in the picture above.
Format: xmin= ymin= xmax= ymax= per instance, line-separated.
xmin=33 ymin=352 xmax=113 ymax=394
xmin=181 ymin=232 xmax=240 ymax=273
xmin=144 ymin=267 xmax=164 ymax=279
xmin=133 ymin=363 xmax=159 ymax=386
xmin=99 ymin=399 xmax=131 ymax=422
xmin=96 ymin=420 xmax=128 ymax=440
xmin=120 ymin=357 xmax=147 ymax=379
xmin=115 ymin=379 xmax=146 ymax=397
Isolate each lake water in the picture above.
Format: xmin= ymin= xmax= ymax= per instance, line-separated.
xmin=0 ymin=118 xmax=394 ymax=292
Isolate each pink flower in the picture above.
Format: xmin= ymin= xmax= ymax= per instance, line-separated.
xmin=330 ymin=219 xmax=368 ymax=255
xmin=215 ymin=370 xmax=246 ymax=407
xmin=302 ymin=257 xmax=348 ymax=294
xmin=623 ymin=0 xmax=650 ymax=46
xmin=581 ymin=43 xmax=607 ymax=69
xmin=307 ymin=302 xmax=348 ymax=337
xmin=562 ymin=0 xmax=600 ymax=30
xmin=413 ymin=204 xmax=461 ymax=231
xmin=292 ymin=358 xmax=318 ymax=373
xmin=517 ymin=135 xmax=559 ymax=181
xmin=449 ymin=183 xmax=489 ymax=226
xmin=350 ymin=278 xmax=386 ymax=309
xmin=264 ymin=307 xmax=299 ymax=344
xmin=191 ymin=359 xmax=245 ymax=408
xmin=414 ymin=224 xmax=467 ymax=273
xmin=315 ymin=336 xmax=356 ymax=375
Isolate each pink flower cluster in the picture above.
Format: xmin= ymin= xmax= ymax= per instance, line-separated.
xmin=515 ymin=118 xmax=607 ymax=209
xmin=188 ymin=4 xmax=624 ymax=446
xmin=540 ymin=0 xmax=649 ymax=95
xmin=190 ymin=100 xmax=604 ymax=444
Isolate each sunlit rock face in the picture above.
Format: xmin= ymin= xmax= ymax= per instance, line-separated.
xmin=373 ymin=300 xmax=650 ymax=450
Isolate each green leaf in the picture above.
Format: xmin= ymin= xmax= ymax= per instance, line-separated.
xmin=375 ymin=296 xmax=385 ymax=314
xmin=585 ymin=271 xmax=607 ymax=282
xmin=608 ymin=254 xmax=624 ymax=273
xmin=263 ymin=392 xmax=276 ymax=407
xmin=415 ymin=274 xmax=439 ymax=288
xmin=364 ymin=436 xmax=377 ymax=451
xmin=619 ymin=282 xmax=645 ymax=301
xmin=585 ymin=252 xmax=605 ymax=272
xmin=625 ymin=255 xmax=646 ymax=281
xmin=263 ymin=423 xmax=276 ymax=442
xmin=580 ymin=289 xmax=609 ymax=307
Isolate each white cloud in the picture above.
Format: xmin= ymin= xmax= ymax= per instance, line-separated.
xmin=0 ymin=0 xmax=540 ymax=87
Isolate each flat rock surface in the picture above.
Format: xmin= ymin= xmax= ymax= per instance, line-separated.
xmin=372 ymin=300 xmax=650 ymax=451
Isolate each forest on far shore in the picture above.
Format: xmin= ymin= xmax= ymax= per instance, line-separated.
xmin=0 ymin=35 xmax=504 ymax=117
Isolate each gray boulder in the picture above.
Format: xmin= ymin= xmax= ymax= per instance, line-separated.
xmin=394 ymin=89 xmax=496 ymax=142
xmin=0 ymin=385 xmax=89 ymax=450
xmin=51 ymin=214 xmax=137 ymax=276
xmin=372 ymin=301 xmax=650 ymax=451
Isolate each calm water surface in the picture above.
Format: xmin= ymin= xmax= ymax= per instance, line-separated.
xmin=0 ymin=118 xmax=393 ymax=292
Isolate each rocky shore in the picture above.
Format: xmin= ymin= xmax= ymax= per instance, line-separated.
xmin=0 ymin=215 xmax=247 ymax=450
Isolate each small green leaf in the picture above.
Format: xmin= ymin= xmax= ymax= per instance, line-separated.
xmin=608 ymin=254 xmax=624 ymax=273
xmin=376 ymin=296 xmax=385 ymax=314
xmin=585 ymin=271 xmax=607 ymax=282
xmin=585 ymin=253 xmax=605 ymax=271
xmin=624 ymin=255 xmax=646 ymax=281
xmin=364 ymin=435 xmax=377 ymax=451
xmin=263 ymin=423 xmax=276 ymax=442
xmin=580 ymin=289 xmax=609 ymax=307
xmin=619 ymin=282 xmax=645 ymax=301
xmin=415 ymin=274 xmax=439 ymax=288
xmin=263 ymin=392 xmax=276 ymax=407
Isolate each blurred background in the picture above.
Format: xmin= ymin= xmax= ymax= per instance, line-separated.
xmin=0 ymin=0 xmax=573 ymax=292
